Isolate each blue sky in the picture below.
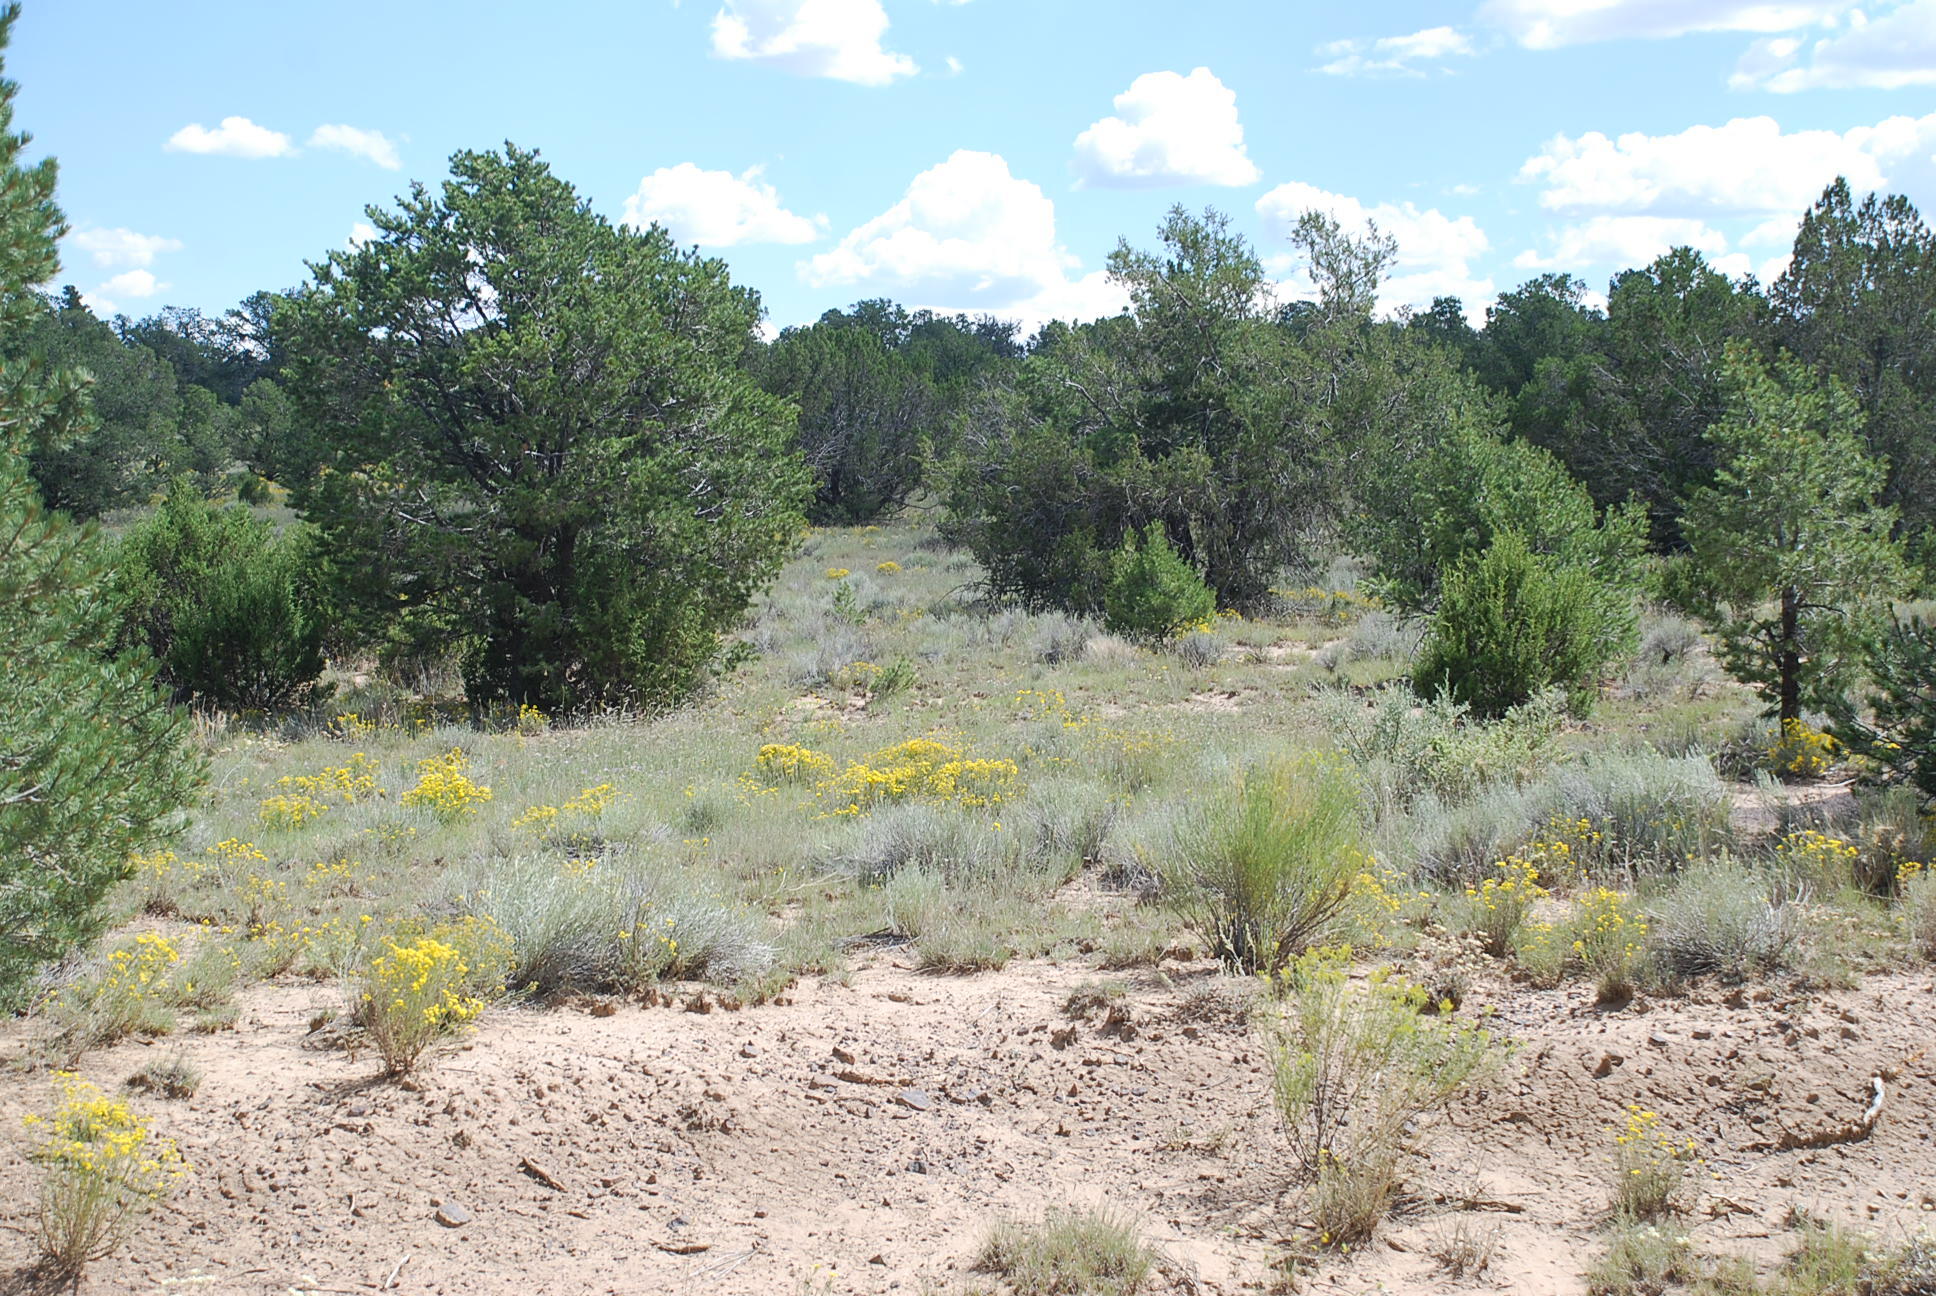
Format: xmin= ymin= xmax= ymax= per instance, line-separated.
xmin=16 ymin=0 xmax=1936 ymax=330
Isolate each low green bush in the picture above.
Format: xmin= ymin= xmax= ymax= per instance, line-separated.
xmin=1103 ymin=523 xmax=1215 ymax=641
xmin=1415 ymin=530 xmax=1636 ymax=716
xmin=114 ymin=480 xmax=325 ymax=712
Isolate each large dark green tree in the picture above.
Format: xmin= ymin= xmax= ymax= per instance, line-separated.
xmin=281 ymin=143 xmax=809 ymax=710
xmin=1772 ymin=179 xmax=1936 ymax=560
xmin=757 ymin=319 xmax=934 ymax=523
xmin=941 ymin=206 xmax=1384 ymax=611
xmin=0 ymin=4 xmax=202 ymax=999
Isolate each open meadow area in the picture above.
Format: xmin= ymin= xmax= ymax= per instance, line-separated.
xmin=4 ymin=521 xmax=1934 ymax=1295
xmin=8 ymin=3 xmax=1936 ymax=1293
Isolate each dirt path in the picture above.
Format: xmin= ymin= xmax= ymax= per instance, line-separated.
xmin=1 ymin=956 xmax=1931 ymax=1294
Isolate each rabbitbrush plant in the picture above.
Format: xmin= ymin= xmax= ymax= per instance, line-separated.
xmin=1266 ymin=948 xmax=1497 ymax=1247
xmin=24 ymin=1074 xmax=188 ymax=1276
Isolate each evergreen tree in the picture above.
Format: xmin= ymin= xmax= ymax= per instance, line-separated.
xmin=282 ymin=144 xmax=809 ymax=710
xmin=1680 ymin=344 xmax=1910 ymax=723
xmin=0 ymin=4 xmax=202 ymax=998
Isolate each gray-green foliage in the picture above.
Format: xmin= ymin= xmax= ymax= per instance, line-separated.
xmin=0 ymin=7 xmax=203 ymax=1000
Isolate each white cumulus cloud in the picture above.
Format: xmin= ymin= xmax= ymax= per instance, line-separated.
xmin=165 ymin=116 xmax=294 ymax=159
xmin=1518 ymin=113 xmax=1936 ymax=217
xmin=308 ymin=124 xmax=401 ymax=170
xmin=1317 ymin=26 xmax=1476 ymax=76
xmin=1513 ymin=214 xmax=1732 ymax=270
xmin=1071 ymin=68 xmax=1260 ymax=188
xmin=1479 ymin=0 xmax=1852 ymax=48
xmin=711 ymin=0 xmax=917 ymax=85
xmin=1732 ymin=0 xmax=1936 ymax=90
xmin=623 ymin=164 xmax=822 ymax=246
xmin=802 ymin=149 xmax=1127 ymax=327
xmin=1256 ymin=180 xmax=1494 ymax=314
xmin=67 ymin=227 xmax=181 ymax=269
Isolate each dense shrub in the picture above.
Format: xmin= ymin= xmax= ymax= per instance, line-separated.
xmin=114 ymin=481 xmax=325 ymax=711
xmin=1160 ymin=757 xmax=1365 ymax=974
xmin=1830 ymin=614 xmax=1936 ymax=807
xmin=1415 ymin=530 xmax=1637 ymax=715
xmin=1103 ymin=523 xmax=1215 ymax=640
xmin=1647 ymin=866 xmax=1799 ymax=984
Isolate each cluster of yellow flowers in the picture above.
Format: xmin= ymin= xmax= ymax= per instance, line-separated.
xmin=1769 ymin=718 xmax=1841 ymax=778
xmin=1572 ymin=887 xmax=1648 ymax=996
xmin=511 ymin=781 xmax=623 ymax=830
xmin=1610 ymin=1104 xmax=1701 ymax=1218
xmin=24 ymin=1073 xmax=187 ymax=1269
xmin=825 ymin=567 xmax=851 ymax=580
xmin=257 ymin=794 xmax=329 ymax=830
xmin=757 ymin=743 xmax=838 ymax=783
xmin=875 ymin=560 xmax=902 ymax=574
xmin=400 ymin=749 xmax=494 ymax=820
xmin=329 ymin=711 xmax=378 ymax=740
xmin=1465 ymin=854 xmax=1551 ymax=956
xmin=753 ymin=737 xmax=1020 ymax=817
xmin=362 ymin=937 xmax=487 ymax=1073
xmin=516 ymin=702 xmax=549 ymax=736
xmin=1777 ymin=828 xmax=1860 ymax=889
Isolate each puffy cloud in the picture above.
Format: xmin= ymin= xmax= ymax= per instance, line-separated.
xmin=1317 ymin=26 xmax=1476 ymax=76
xmin=308 ymin=124 xmax=401 ymax=170
xmin=801 ymin=149 xmax=1127 ymax=327
xmin=347 ymin=221 xmax=379 ymax=249
xmin=1256 ymin=180 xmax=1494 ymax=313
xmin=165 ymin=116 xmax=294 ymax=159
xmin=84 ymin=268 xmax=167 ymax=317
xmin=1731 ymin=0 xmax=1936 ymax=90
xmin=1518 ymin=113 xmax=1936 ymax=217
xmin=1071 ymin=68 xmax=1260 ymax=188
xmin=1513 ymin=214 xmax=1731 ymax=269
xmin=622 ymin=163 xmax=822 ymax=246
xmin=1479 ymin=0 xmax=1851 ymax=48
xmin=711 ymin=0 xmax=917 ymax=85
xmin=67 ymin=227 xmax=181 ymax=269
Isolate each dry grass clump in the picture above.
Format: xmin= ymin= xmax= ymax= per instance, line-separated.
xmin=970 ymin=1208 xmax=1158 ymax=1296
xmin=123 ymin=1049 xmax=202 ymax=1100
xmin=1160 ymin=757 xmax=1365 ymax=975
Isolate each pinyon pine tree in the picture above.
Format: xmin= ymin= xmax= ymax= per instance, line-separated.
xmin=0 ymin=3 xmax=203 ymax=1000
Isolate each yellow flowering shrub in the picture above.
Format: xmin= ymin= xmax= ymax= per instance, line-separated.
xmin=400 ymin=749 xmax=493 ymax=821
xmin=206 ymin=838 xmax=267 ymax=880
xmin=274 ymin=753 xmax=382 ymax=805
xmin=1610 ymin=1104 xmax=1701 ymax=1220
xmin=756 ymin=743 xmax=836 ymax=783
xmin=1768 ymin=717 xmax=1841 ymax=779
xmin=1776 ymin=829 xmax=1860 ymax=893
xmin=359 ymin=936 xmax=487 ymax=1074
xmin=825 ymin=567 xmax=851 ymax=580
xmin=329 ymin=711 xmax=377 ymax=740
xmin=562 ymin=783 xmax=620 ymax=815
xmin=257 ymin=792 xmax=328 ymax=831
xmin=875 ymin=560 xmax=901 ymax=574
xmin=752 ymin=737 xmax=1020 ymax=816
xmin=1462 ymin=854 xmax=1550 ymax=957
xmin=60 ymin=933 xmax=183 ymax=1050
xmin=23 ymin=1074 xmax=188 ymax=1275
xmin=1571 ymin=887 xmax=1649 ymax=1001
xmin=516 ymin=702 xmax=549 ymax=735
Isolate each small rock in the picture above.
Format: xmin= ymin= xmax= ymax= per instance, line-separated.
xmin=1590 ymin=1052 xmax=1625 ymax=1078
xmin=895 ymin=1088 xmax=933 ymax=1112
xmin=833 ymin=1046 xmax=857 ymax=1065
xmin=740 ymin=1043 xmax=760 ymax=1058
xmin=589 ymin=1000 xmax=617 ymax=1018
xmin=908 ymin=1159 xmax=928 ymax=1174
xmin=435 ymin=1202 xmax=473 ymax=1228
xmin=869 ymin=1254 xmax=887 ymax=1266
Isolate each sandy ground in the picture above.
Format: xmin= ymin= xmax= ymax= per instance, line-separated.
xmin=0 ymin=945 xmax=1931 ymax=1296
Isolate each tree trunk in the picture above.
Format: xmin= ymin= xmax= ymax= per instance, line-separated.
xmin=1779 ymin=584 xmax=1802 ymax=726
